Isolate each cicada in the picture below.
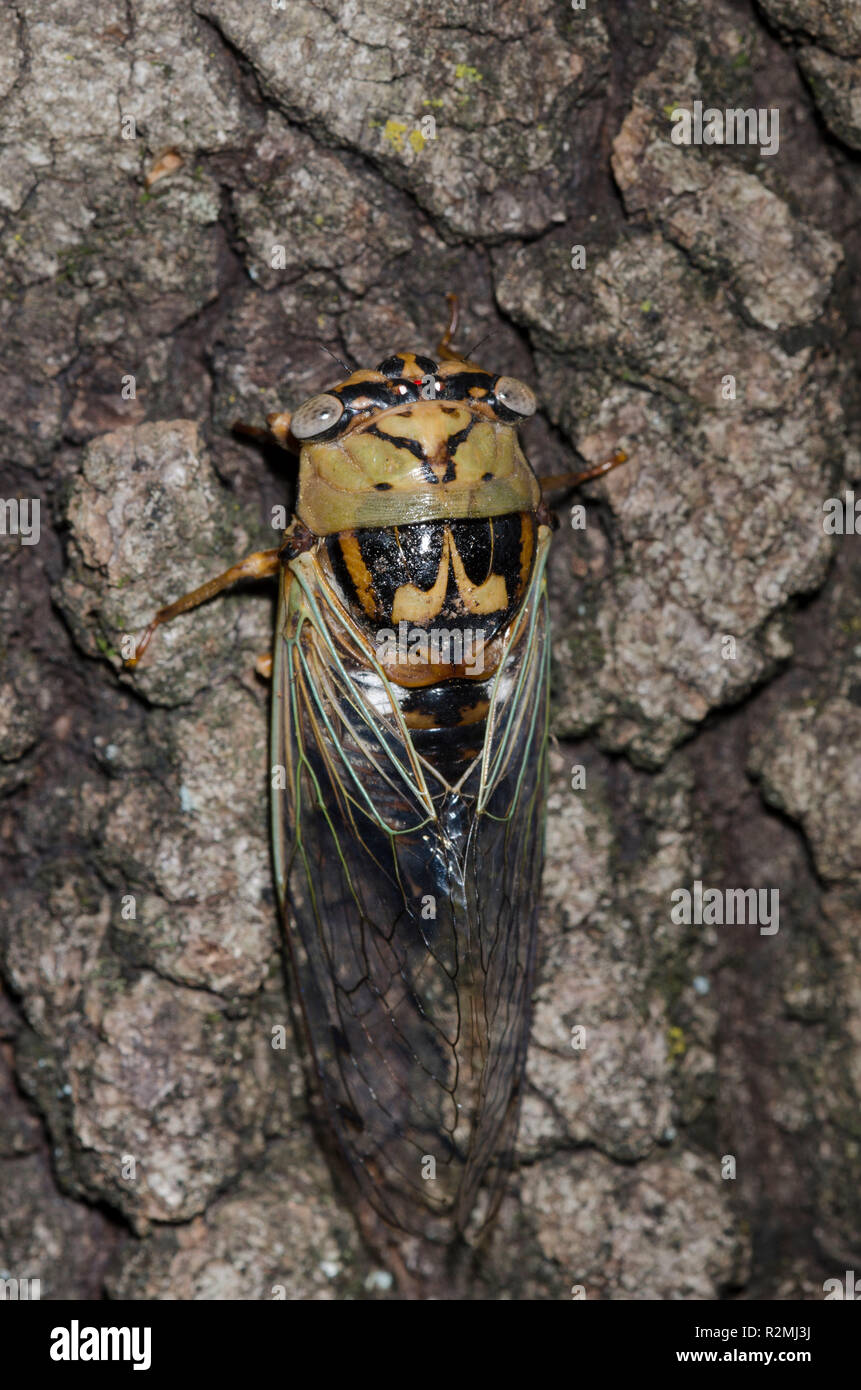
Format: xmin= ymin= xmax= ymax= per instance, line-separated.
xmin=127 ymin=300 xmax=625 ymax=1259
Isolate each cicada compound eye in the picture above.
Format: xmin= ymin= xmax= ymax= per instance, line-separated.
xmin=290 ymin=392 xmax=345 ymax=439
xmin=494 ymin=377 xmax=537 ymax=418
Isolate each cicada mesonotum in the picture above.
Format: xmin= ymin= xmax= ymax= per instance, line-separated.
xmin=127 ymin=303 xmax=626 ymax=1258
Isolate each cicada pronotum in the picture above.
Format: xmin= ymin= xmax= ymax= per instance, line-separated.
xmin=127 ymin=298 xmax=626 ymax=1271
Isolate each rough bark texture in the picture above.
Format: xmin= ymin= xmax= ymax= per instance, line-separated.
xmin=1 ymin=0 xmax=859 ymax=1300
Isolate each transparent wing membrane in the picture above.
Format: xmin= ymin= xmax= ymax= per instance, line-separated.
xmin=272 ymin=537 xmax=550 ymax=1241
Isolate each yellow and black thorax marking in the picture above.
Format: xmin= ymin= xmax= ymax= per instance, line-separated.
xmin=294 ymin=351 xmax=540 ymax=535
xmin=324 ymin=512 xmax=536 ymax=740
xmin=326 ymin=512 xmax=536 ymax=638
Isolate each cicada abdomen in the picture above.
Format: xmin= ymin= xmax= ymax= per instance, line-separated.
xmin=270 ymin=350 xmax=551 ymax=1243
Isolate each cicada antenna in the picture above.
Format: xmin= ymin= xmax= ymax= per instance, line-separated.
xmin=320 ymin=343 xmax=358 ymax=375
xmin=462 ymin=331 xmax=495 ymax=361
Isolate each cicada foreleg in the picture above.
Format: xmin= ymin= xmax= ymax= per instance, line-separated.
xmin=124 ymin=547 xmax=283 ymax=669
xmin=539 ymin=448 xmax=629 ymax=494
xmin=231 ymin=411 xmax=297 ymax=452
xmin=436 ymin=292 xmax=460 ymax=360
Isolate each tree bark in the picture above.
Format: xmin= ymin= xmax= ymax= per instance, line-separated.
xmin=1 ymin=0 xmax=859 ymax=1299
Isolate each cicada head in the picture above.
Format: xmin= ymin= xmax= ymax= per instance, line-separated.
xmin=290 ymin=351 xmax=541 ymax=536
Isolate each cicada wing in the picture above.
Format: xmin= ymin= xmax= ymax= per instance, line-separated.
xmin=453 ymin=550 xmax=550 ymax=1228
xmin=272 ymin=554 xmax=462 ymax=1239
xmin=272 ymin=533 xmax=550 ymax=1241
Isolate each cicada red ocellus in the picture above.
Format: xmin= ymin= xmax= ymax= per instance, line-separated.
xmin=127 ymin=302 xmax=625 ymax=1265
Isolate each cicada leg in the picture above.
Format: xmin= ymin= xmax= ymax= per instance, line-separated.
xmin=231 ymin=412 xmax=298 ymax=453
xmin=539 ymin=448 xmax=629 ymax=494
xmin=436 ymin=292 xmax=460 ymax=360
xmin=436 ymin=292 xmax=504 ymax=368
xmin=124 ymin=547 xmax=282 ymax=668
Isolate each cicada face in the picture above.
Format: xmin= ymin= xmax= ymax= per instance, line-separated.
xmin=291 ymin=351 xmax=541 ymax=534
xmin=271 ymin=343 xmax=551 ymax=1248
